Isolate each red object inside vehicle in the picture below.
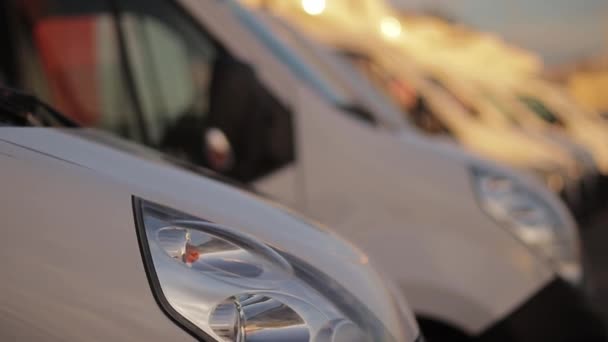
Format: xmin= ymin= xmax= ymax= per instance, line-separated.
xmin=33 ymin=17 xmax=101 ymax=125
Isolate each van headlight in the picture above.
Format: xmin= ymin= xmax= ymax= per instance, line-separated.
xmin=471 ymin=166 xmax=582 ymax=284
xmin=133 ymin=197 xmax=409 ymax=341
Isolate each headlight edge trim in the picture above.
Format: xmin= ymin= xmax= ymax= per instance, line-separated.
xmin=131 ymin=195 xmax=215 ymax=342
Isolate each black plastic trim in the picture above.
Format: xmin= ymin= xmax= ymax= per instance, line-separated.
xmin=417 ymin=316 xmax=471 ymax=342
xmin=131 ymin=196 xmax=215 ymax=341
xmin=415 ymin=335 xmax=426 ymax=342
xmin=477 ymin=278 xmax=607 ymax=342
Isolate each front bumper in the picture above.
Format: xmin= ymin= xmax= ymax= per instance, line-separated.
xmin=477 ymin=278 xmax=607 ymax=342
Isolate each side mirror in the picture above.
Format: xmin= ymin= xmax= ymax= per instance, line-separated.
xmin=204 ymin=127 xmax=234 ymax=173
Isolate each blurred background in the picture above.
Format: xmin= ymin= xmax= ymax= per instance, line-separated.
xmin=391 ymin=0 xmax=608 ymax=64
xmin=394 ymin=0 xmax=608 ymax=113
xmin=396 ymin=0 xmax=608 ymax=320
xmin=2 ymin=0 xmax=608 ymax=338
xmin=397 ymin=0 xmax=608 ymax=308
xmin=393 ymin=0 xmax=608 ymax=321
xmin=248 ymin=0 xmax=608 ymax=324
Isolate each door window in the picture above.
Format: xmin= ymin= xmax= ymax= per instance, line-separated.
xmin=117 ymin=0 xmax=295 ymax=182
xmin=14 ymin=0 xmax=295 ymax=183
xmin=13 ymin=0 xmax=143 ymax=140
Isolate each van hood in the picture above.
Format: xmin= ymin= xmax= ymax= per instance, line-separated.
xmin=395 ymin=129 xmax=561 ymax=200
xmin=0 ymin=127 xmax=420 ymax=341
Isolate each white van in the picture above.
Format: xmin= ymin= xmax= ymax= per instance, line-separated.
xmin=262 ymin=8 xmax=592 ymax=211
xmin=464 ymin=77 xmax=604 ymax=212
xmin=0 ymin=86 xmax=421 ymax=341
xmin=514 ymin=79 xmax=608 ymax=177
xmin=246 ymin=9 xmax=598 ymax=217
xmin=418 ymin=69 xmax=601 ymax=215
xmin=2 ymin=0 xmax=605 ymax=340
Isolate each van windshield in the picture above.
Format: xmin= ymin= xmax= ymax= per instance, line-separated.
xmin=228 ymin=2 xmax=356 ymax=109
xmin=519 ymin=95 xmax=564 ymax=126
xmin=481 ymin=90 xmax=520 ymax=125
xmin=341 ymin=52 xmax=452 ymax=135
xmin=425 ymin=76 xmax=480 ymax=118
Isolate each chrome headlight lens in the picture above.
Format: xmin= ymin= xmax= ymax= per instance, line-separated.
xmin=471 ymin=166 xmax=582 ymax=284
xmin=134 ymin=197 xmax=409 ymax=341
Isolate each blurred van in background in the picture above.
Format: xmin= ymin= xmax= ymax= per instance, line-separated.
xmin=248 ymin=0 xmax=601 ymax=218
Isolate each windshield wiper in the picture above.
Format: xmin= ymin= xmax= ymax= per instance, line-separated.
xmin=0 ymin=86 xmax=78 ymax=127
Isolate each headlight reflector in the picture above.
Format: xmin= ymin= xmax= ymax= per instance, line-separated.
xmin=156 ymin=225 xmax=292 ymax=286
xmin=210 ymin=294 xmax=310 ymax=341
xmin=471 ymin=166 xmax=582 ymax=284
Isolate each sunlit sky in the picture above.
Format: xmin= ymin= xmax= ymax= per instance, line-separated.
xmin=390 ymin=0 xmax=608 ymax=65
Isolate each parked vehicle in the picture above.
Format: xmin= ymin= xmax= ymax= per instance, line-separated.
xmin=249 ymin=0 xmax=593 ymax=212
xmin=2 ymin=0 xmax=606 ymax=341
xmin=247 ymin=9 xmax=598 ymax=218
xmin=0 ymin=86 xmax=422 ymax=341
xmin=470 ymin=78 xmax=604 ymax=214
xmin=514 ymin=79 xmax=608 ymax=178
xmin=419 ymin=69 xmax=601 ymax=216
